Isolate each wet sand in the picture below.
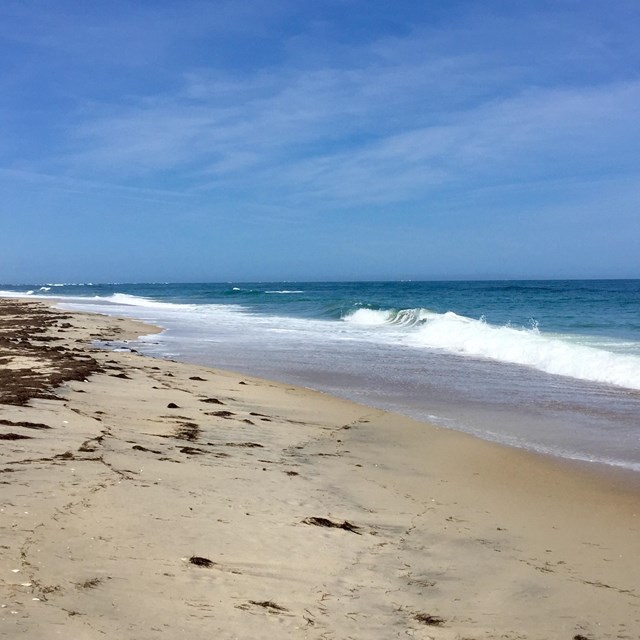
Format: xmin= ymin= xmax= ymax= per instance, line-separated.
xmin=1 ymin=298 xmax=639 ymax=639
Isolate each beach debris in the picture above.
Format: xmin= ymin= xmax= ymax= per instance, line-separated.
xmin=302 ymin=517 xmax=361 ymax=534
xmin=225 ymin=442 xmax=263 ymax=448
xmin=167 ymin=402 xmax=180 ymax=409
xmin=77 ymin=578 xmax=102 ymax=589
xmin=188 ymin=556 xmax=214 ymax=568
xmin=408 ymin=577 xmax=436 ymax=588
xmin=573 ymin=635 xmax=592 ymax=640
xmin=189 ymin=376 xmax=207 ymax=381
xmin=414 ymin=613 xmax=445 ymax=626
xmin=205 ymin=410 xmax=235 ymax=418
xmin=78 ymin=435 xmax=104 ymax=453
xmin=250 ymin=600 xmax=288 ymax=612
xmin=0 ymin=433 xmax=32 ymax=440
xmin=132 ymin=445 xmax=162 ymax=454
xmin=238 ymin=600 xmax=288 ymax=613
xmin=179 ymin=446 xmax=206 ymax=455
xmin=0 ymin=419 xmax=51 ymax=430
xmin=0 ymin=301 xmax=102 ymax=406
xmin=174 ymin=422 xmax=200 ymax=441
xmin=200 ymin=397 xmax=225 ymax=405
xmin=286 ymin=470 xmax=299 ymax=476
xmin=238 ymin=381 xmax=247 ymax=385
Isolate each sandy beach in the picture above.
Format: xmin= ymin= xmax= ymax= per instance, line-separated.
xmin=1 ymin=298 xmax=639 ymax=640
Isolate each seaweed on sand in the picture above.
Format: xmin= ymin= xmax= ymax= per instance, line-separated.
xmin=302 ymin=517 xmax=361 ymax=534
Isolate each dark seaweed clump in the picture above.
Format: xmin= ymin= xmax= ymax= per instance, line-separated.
xmin=0 ymin=300 xmax=103 ymax=405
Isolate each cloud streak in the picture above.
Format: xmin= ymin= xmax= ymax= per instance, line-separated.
xmin=64 ymin=58 xmax=640 ymax=209
xmin=5 ymin=1 xmax=639 ymax=212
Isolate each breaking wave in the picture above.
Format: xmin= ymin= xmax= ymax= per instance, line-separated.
xmin=344 ymin=308 xmax=640 ymax=390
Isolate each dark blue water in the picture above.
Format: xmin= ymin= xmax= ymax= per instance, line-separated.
xmin=3 ymin=280 xmax=639 ymax=470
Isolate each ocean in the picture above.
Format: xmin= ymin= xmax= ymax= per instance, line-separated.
xmin=2 ymin=280 xmax=639 ymax=472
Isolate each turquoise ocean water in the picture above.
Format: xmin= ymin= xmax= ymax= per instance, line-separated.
xmin=2 ymin=280 xmax=639 ymax=471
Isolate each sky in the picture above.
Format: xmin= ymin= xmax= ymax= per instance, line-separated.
xmin=1 ymin=0 xmax=639 ymax=283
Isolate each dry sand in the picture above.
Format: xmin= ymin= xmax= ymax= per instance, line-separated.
xmin=1 ymin=299 xmax=639 ymax=639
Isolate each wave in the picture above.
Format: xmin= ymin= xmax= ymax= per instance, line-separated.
xmin=225 ymin=287 xmax=261 ymax=296
xmin=97 ymin=293 xmax=221 ymax=314
xmin=0 ymin=289 xmax=34 ymax=297
xmin=42 ymin=283 xmax=93 ymax=287
xmin=105 ymin=292 xmax=173 ymax=307
xmin=343 ymin=307 xmax=640 ymax=390
xmin=265 ymin=290 xmax=304 ymax=294
xmin=344 ymin=307 xmax=434 ymax=327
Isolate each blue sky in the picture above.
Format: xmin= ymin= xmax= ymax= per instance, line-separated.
xmin=1 ymin=0 xmax=639 ymax=282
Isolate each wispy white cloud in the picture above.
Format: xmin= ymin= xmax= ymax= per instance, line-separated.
xmin=0 ymin=167 xmax=192 ymax=204
xmin=6 ymin=2 xmax=640 ymax=215
xmin=65 ymin=64 xmax=640 ymax=207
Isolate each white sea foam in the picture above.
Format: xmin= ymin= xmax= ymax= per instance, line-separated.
xmin=42 ymin=283 xmax=92 ymax=287
xmin=344 ymin=308 xmax=640 ymax=390
xmin=105 ymin=293 xmax=170 ymax=307
xmin=345 ymin=307 xmax=433 ymax=327
xmin=265 ymin=290 xmax=304 ymax=294
xmin=93 ymin=293 xmax=247 ymax=321
xmin=344 ymin=308 xmax=391 ymax=325
xmin=99 ymin=293 xmax=215 ymax=314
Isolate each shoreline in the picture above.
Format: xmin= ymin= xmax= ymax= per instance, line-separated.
xmin=40 ymin=295 xmax=640 ymax=483
xmin=8 ymin=290 xmax=640 ymax=475
xmin=1 ymin=298 xmax=639 ymax=639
